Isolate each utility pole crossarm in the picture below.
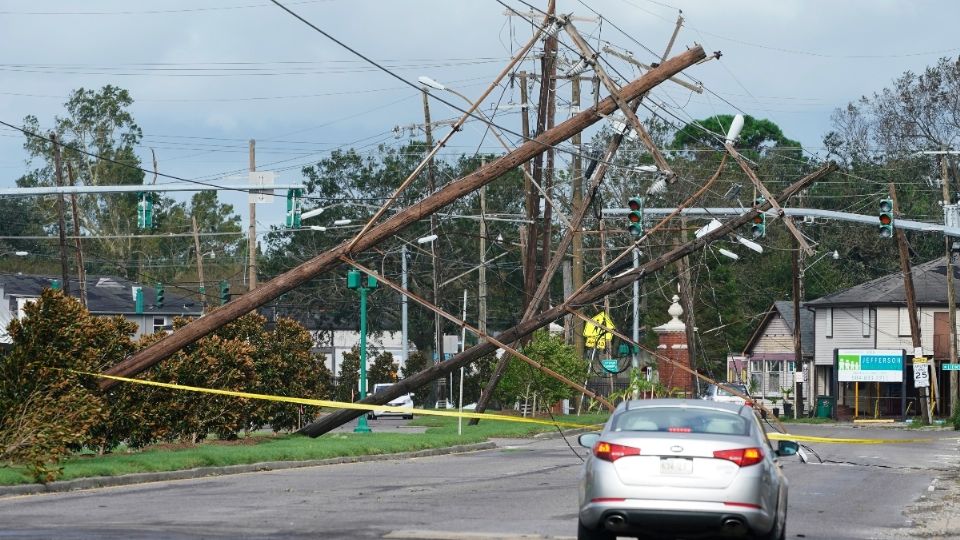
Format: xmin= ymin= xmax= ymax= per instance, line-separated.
xmin=99 ymin=45 xmax=707 ymax=390
xmin=724 ymin=142 xmax=815 ymax=256
xmin=564 ymin=19 xmax=674 ymax=180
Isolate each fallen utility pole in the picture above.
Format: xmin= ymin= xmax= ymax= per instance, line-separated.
xmin=100 ymin=45 xmax=708 ymax=389
xmin=300 ymin=162 xmax=836 ymax=437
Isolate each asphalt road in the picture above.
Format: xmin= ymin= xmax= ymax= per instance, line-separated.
xmin=0 ymin=422 xmax=957 ymax=540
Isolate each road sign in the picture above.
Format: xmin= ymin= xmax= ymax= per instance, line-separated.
xmin=600 ymin=359 xmax=619 ymax=373
xmin=913 ymin=357 xmax=930 ymax=388
xmin=583 ymin=312 xmax=615 ymax=350
xmin=586 ymin=335 xmax=607 ymax=349
xmin=943 ymin=363 xmax=960 ymax=371
xmin=249 ymin=171 xmax=276 ymax=204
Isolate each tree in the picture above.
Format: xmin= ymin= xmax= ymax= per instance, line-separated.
xmin=336 ymin=347 xmax=360 ymax=403
xmin=368 ymin=351 xmax=399 ymax=386
xmin=498 ymin=331 xmax=588 ymax=413
xmin=400 ymin=351 xmax=430 ymax=406
xmin=672 ymin=114 xmax=801 ymax=156
xmin=0 ymin=290 xmax=136 ymax=481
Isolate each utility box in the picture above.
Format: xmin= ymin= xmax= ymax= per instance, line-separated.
xmin=815 ymin=395 xmax=835 ymax=419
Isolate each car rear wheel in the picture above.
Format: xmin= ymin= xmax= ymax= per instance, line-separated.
xmin=403 ymin=414 xmax=413 ymax=420
xmin=577 ymin=519 xmax=615 ymax=540
xmin=755 ymin=503 xmax=786 ymax=540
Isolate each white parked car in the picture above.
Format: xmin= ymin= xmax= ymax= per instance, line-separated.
xmin=701 ymin=382 xmax=752 ymax=406
xmin=367 ymin=383 xmax=414 ymax=420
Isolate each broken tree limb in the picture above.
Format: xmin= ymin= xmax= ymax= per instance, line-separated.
xmin=99 ymin=45 xmax=708 ymax=389
xmin=299 ymin=161 xmax=837 ymax=437
xmin=338 ymin=256 xmax=613 ymax=410
xmin=724 ymin=142 xmax=814 ymax=256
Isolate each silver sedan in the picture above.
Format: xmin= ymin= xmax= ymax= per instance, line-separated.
xmin=577 ymin=399 xmax=798 ymax=540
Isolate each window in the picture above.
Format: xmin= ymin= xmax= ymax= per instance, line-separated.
xmin=862 ymin=307 xmax=871 ymax=337
xmin=613 ymin=407 xmax=749 ymax=436
xmin=898 ymin=307 xmax=913 ymax=336
xmin=152 ymin=316 xmax=167 ymax=334
xmin=825 ymin=308 xmax=833 ymax=338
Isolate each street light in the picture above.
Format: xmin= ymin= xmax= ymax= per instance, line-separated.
xmin=347 ymin=269 xmax=377 ymax=434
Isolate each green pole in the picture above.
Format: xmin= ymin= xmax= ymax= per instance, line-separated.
xmin=354 ymin=282 xmax=372 ymax=433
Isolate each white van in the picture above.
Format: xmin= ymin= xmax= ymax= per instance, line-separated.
xmin=367 ymin=383 xmax=414 ymax=420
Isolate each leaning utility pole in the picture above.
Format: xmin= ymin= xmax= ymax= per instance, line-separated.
xmin=791 ymin=236 xmax=803 ymax=419
xmin=539 ymin=10 xmax=558 ymax=284
xmin=300 ymin=163 xmax=836 ymax=436
xmin=942 ymin=155 xmax=958 ymax=415
xmin=248 ymin=139 xmax=257 ymax=291
xmin=890 ymin=182 xmax=931 ymax=424
xmin=100 ymin=45 xmax=708 ymax=388
xmin=50 ymin=133 xmax=71 ymax=295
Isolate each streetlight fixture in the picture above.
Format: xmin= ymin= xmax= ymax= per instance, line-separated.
xmin=417 ymin=234 xmax=438 ymax=244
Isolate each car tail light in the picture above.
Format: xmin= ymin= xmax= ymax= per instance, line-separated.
xmin=667 ymin=427 xmax=691 ymax=433
xmin=713 ymin=447 xmax=764 ymax=467
xmin=593 ymin=441 xmax=640 ymax=462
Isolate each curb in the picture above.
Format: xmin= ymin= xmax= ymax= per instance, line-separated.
xmin=0 ymin=442 xmax=496 ymax=498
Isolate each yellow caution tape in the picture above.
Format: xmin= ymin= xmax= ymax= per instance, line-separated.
xmin=75 ymin=371 xmax=601 ymax=431
xmin=767 ymin=432 xmax=937 ymax=444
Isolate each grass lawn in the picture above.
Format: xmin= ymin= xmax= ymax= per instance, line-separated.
xmin=0 ymin=412 xmax=608 ymax=486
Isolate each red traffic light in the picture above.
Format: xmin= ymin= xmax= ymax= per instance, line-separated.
xmin=628 ymin=212 xmax=642 ymax=223
xmin=752 ymin=215 xmax=764 ymax=224
xmin=627 ymin=197 xmax=642 ymax=211
xmin=879 ymin=214 xmax=892 ymax=225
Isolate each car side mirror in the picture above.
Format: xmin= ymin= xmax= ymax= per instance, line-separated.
xmin=775 ymin=440 xmax=800 ymax=457
xmin=578 ymin=433 xmax=600 ymax=448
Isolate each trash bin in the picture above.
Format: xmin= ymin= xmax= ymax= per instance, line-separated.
xmin=815 ymin=395 xmax=835 ymax=418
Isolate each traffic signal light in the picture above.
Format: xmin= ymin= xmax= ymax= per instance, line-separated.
xmin=136 ymin=192 xmax=153 ymax=229
xmin=155 ymin=283 xmax=164 ymax=308
xmin=219 ymin=280 xmax=230 ymax=305
xmin=626 ymin=196 xmax=644 ymax=237
xmin=879 ymin=198 xmax=894 ymax=238
xmin=751 ymin=213 xmax=766 ymax=238
xmin=751 ymin=197 xmax=766 ymax=238
xmin=285 ymin=189 xmax=303 ymax=228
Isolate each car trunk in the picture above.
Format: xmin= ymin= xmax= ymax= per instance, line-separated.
xmin=609 ymin=435 xmax=751 ymax=490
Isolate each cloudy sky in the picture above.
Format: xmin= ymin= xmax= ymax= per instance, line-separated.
xmin=1 ymin=0 xmax=957 ymax=229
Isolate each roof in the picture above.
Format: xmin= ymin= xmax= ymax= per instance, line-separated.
xmin=806 ymin=258 xmax=960 ymax=308
xmin=0 ymin=273 xmax=201 ymax=316
xmin=742 ymin=300 xmax=814 ymax=357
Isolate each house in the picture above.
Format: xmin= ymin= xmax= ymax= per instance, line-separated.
xmin=732 ymin=300 xmax=814 ymax=412
xmin=260 ymin=303 xmax=415 ymax=377
xmin=806 ymin=258 xmax=960 ymax=418
xmin=0 ymin=273 xmax=202 ymax=344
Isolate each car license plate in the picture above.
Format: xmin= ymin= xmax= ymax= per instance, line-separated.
xmin=660 ymin=457 xmax=693 ymax=475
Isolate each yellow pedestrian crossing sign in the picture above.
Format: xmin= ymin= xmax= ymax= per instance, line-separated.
xmin=583 ymin=312 xmax=615 ymax=349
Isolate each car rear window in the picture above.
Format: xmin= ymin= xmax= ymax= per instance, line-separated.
xmin=612 ymin=407 xmax=750 ymax=436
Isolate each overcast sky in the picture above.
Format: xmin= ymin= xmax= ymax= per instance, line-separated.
xmin=1 ymin=0 xmax=958 ymax=230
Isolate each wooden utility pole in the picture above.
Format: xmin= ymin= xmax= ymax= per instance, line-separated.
xmin=539 ymin=17 xmax=558 ymax=284
xmin=66 ymin=163 xmax=87 ymax=306
xmin=301 ymin=164 xmax=835 ymax=436
xmin=248 ymin=139 xmax=257 ymax=291
xmin=890 ymin=182 xmax=931 ymax=423
xmin=677 ymin=216 xmax=698 ymax=394
xmin=571 ymin=77 xmax=585 ymax=359
xmin=519 ymin=70 xmax=538 ymax=312
xmin=192 ymin=216 xmax=206 ymax=312
xmin=941 ymin=156 xmax=958 ymax=414
xmin=101 ymin=46 xmax=708 ymax=387
xmin=791 ymin=237 xmax=804 ymax=418
xmin=423 ymin=89 xmax=445 ymax=404
xmin=479 ymin=160 xmax=488 ymax=336
xmin=50 ymin=133 xmax=70 ymax=295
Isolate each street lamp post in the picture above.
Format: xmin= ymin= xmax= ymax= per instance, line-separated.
xmin=347 ymin=268 xmax=377 ymax=433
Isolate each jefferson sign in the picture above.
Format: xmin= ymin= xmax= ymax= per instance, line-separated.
xmin=837 ymin=349 xmax=904 ymax=383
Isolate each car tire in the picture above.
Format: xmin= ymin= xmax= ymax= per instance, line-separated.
xmin=755 ymin=502 xmax=786 ymax=540
xmin=367 ymin=414 xmax=375 ymax=420
xmin=577 ymin=519 xmax=615 ymax=540
xmin=403 ymin=414 xmax=414 ymax=420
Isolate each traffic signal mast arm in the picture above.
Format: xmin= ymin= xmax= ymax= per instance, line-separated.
xmin=301 ymin=161 xmax=837 ymax=437
xmin=724 ymin=142 xmax=815 ymax=256
xmin=99 ymin=45 xmax=709 ymax=389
